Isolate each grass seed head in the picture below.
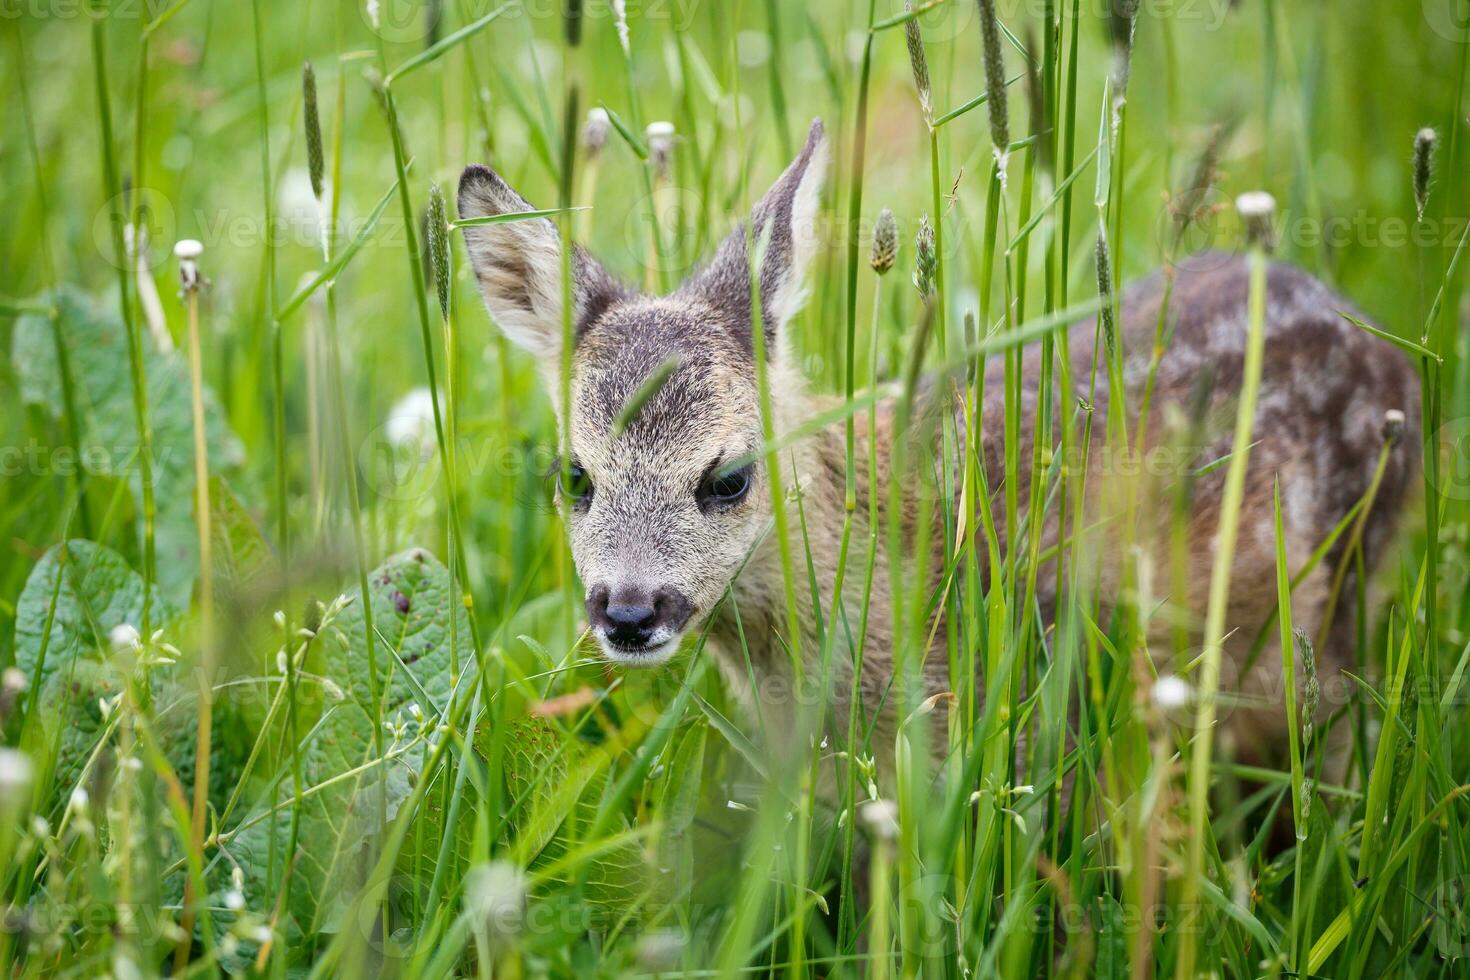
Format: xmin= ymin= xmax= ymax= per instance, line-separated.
xmin=427 ymin=182 xmax=451 ymax=322
xmin=1108 ymin=0 xmax=1140 ymax=116
xmin=565 ymin=0 xmax=583 ymax=47
xmin=612 ymin=0 xmax=630 ymax=55
xmin=871 ymin=208 xmax=897 ymax=275
xmin=1414 ymin=126 xmax=1437 ymax=221
xmin=302 ymin=62 xmax=325 ymax=201
xmin=914 ymin=214 xmax=937 ymax=298
xmin=1171 ymin=122 xmax=1230 ymax=251
xmin=904 ymin=4 xmax=933 ymax=125
xmin=1095 ymin=230 xmax=1116 ymax=356
xmin=977 ymin=0 xmax=1010 ymax=170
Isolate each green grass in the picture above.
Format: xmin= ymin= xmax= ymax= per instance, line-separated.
xmin=3 ymin=0 xmax=1470 ymax=976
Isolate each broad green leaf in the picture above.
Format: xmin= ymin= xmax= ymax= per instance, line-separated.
xmin=207 ymin=475 xmax=272 ymax=589
xmin=14 ymin=539 xmax=171 ymax=689
xmin=655 ymin=722 xmax=706 ymax=907
xmin=13 ymin=289 xmax=247 ymax=605
xmin=223 ymin=547 xmax=471 ymax=942
xmin=41 ymin=658 xmax=122 ymax=793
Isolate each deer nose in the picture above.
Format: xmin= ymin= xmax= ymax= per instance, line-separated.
xmin=606 ymin=600 xmax=657 ymax=630
xmin=586 ymin=584 xmax=694 ymax=651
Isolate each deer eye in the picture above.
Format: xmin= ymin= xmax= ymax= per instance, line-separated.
xmin=698 ymin=464 xmax=751 ymax=508
xmin=560 ymin=462 xmax=593 ymax=504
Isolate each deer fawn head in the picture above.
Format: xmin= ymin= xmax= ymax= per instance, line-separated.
xmin=459 ymin=120 xmax=827 ymax=665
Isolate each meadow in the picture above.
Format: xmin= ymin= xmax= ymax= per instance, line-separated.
xmin=3 ymin=0 xmax=1470 ymax=975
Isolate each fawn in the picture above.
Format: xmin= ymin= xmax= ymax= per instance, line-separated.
xmin=459 ymin=120 xmax=1420 ymax=778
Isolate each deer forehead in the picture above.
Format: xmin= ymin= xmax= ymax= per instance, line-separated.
xmin=568 ymin=299 xmax=760 ymax=480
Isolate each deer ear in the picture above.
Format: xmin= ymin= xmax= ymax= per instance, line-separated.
xmin=457 ymin=165 xmax=623 ymax=361
xmin=681 ymin=119 xmax=827 ymax=356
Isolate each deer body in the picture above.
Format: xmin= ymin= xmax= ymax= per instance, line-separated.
xmin=460 ymin=121 xmax=1420 ymax=779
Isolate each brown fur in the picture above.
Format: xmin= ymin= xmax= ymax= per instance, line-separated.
xmin=460 ymin=124 xmax=1420 ymax=786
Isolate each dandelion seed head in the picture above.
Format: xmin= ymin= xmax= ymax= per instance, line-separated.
xmin=1383 ymin=408 xmax=1406 ymax=444
xmin=646 ymin=121 xmax=676 ymax=179
xmin=1151 ymin=674 xmax=1192 ymax=710
xmin=582 ymin=107 xmax=610 ymax=155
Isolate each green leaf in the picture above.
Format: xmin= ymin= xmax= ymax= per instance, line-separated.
xmin=14 ymin=539 xmax=170 ymax=690
xmin=384 ymin=4 xmax=512 ymax=87
xmin=207 ymin=475 xmax=272 ymax=589
xmin=12 ymin=289 xmax=247 ymax=605
xmin=274 ymin=178 xmax=399 ymax=322
xmin=224 ymin=547 xmax=472 ymax=940
xmin=450 ymin=206 xmax=588 ymax=230
xmin=654 ymin=722 xmax=706 ymax=907
xmin=41 ymin=658 xmax=123 ymax=793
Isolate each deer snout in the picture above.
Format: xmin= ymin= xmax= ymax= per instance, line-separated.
xmin=586 ymin=583 xmax=694 ymax=656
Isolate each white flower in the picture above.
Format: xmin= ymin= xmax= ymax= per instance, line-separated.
xmin=69 ymin=787 xmax=90 ymax=813
xmin=277 ymin=168 xmax=321 ymax=249
xmin=1152 ymin=674 xmax=1193 ymax=710
xmin=859 ymin=798 xmax=900 ymax=842
xmin=109 ymin=623 xmax=141 ymax=653
xmin=385 ymin=387 xmax=441 ymax=457
xmin=634 ymin=929 xmax=686 ymax=970
xmin=98 ymin=693 xmax=120 ymax=721
xmin=465 ymin=861 xmax=527 ymax=944
xmin=0 ymin=748 xmax=34 ymax=800
xmin=2 ymin=667 xmax=26 ymax=695
xmin=224 ymin=890 xmax=245 ymax=911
